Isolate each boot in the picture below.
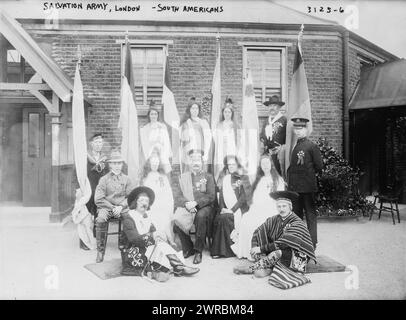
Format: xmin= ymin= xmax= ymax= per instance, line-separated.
xmin=166 ymin=254 xmax=200 ymax=276
xmin=96 ymin=222 xmax=108 ymax=263
xmin=79 ymin=239 xmax=90 ymax=250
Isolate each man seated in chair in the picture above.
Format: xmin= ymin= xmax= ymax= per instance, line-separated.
xmin=173 ymin=149 xmax=216 ymax=265
xmin=94 ymin=150 xmax=133 ymax=263
xmin=120 ymin=186 xmax=199 ymax=280
xmin=234 ymin=191 xmax=317 ymax=289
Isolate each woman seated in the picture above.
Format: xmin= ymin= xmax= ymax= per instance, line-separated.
xmin=141 ymin=151 xmax=175 ymax=246
xmin=120 ymin=186 xmax=199 ymax=281
xmin=210 ymin=155 xmax=251 ymax=258
xmin=231 ymin=155 xmax=285 ymax=260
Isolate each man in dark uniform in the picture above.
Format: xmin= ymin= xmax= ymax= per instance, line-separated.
xmin=86 ymin=134 xmax=108 ymax=236
xmin=74 ymin=133 xmax=108 ymax=250
xmin=260 ymin=95 xmax=287 ymax=175
xmin=287 ymin=117 xmax=323 ymax=249
xmin=173 ymin=149 xmax=216 ymax=265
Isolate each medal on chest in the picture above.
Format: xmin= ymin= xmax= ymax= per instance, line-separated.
xmin=297 ymin=150 xmax=305 ymax=165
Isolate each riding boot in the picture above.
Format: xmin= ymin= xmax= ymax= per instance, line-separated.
xmin=166 ymin=254 xmax=200 ymax=276
xmin=96 ymin=222 xmax=108 ymax=263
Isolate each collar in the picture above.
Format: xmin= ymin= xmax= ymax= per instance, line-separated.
xmin=280 ymin=212 xmax=293 ymax=221
xmin=110 ymin=171 xmax=122 ymax=177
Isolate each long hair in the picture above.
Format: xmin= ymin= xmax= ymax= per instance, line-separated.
xmin=219 ymin=105 xmax=235 ymax=122
xmin=146 ymin=107 xmax=161 ymax=123
xmin=251 ymin=155 xmax=281 ymax=193
xmin=217 ymin=154 xmax=244 ymax=188
xmin=141 ymin=152 xmax=166 ymax=181
xmin=180 ymin=97 xmax=203 ymax=125
xmin=221 ymin=154 xmax=243 ymax=176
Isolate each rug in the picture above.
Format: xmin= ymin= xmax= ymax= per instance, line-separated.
xmin=306 ymin=255 xmax=347 ymax=274
xmin=84 ymin=258 xmax=123 ymax=280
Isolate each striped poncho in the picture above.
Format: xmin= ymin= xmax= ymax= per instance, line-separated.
xmin=251 ymin=212 xmax=316 ymax=289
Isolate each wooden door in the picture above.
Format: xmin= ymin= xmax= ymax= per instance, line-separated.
xmin=22 ymin=107 xmax=51 ymax=206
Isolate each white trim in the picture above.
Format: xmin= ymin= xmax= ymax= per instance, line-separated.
xmin=0 ymin=82 xmax=51 ymax=90
xmin=27 ymin=28 xmax=341 ymax=40
xmin=238 ymin=41 xmax=293 ymax=47
xmin=116 ymin=39 xmax=174 ymax=45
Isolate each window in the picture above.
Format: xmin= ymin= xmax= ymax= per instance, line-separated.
xmin=7 ymin=49 xmax=35 ymax=83
xmin=123 ymin=46 xmax=164 ymax=107
xmin=244 ymin=47 xmax=287 ymax=116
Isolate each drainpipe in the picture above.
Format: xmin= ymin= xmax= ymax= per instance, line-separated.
xmin=342 ymin=28 xmax=350 ymax=161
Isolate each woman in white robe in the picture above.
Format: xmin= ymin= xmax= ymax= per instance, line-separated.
xmin=140 ymin=106 xmax=172 ymax=174
xmin=141 ymin=153 xmax=176 ymax=245
xmin=231 ymin=155 xmax=286 ymax=260
xmin=180 ymin=97 xmax=212 ymax=172
xmin=213 ymin=98 xmax=243 ymax=181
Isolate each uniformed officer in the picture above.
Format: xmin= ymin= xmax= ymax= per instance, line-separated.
xmin=260 ymin=95 xmax=287 ymax=175
xmin=287 ymin=117 xmax=323 ymax=248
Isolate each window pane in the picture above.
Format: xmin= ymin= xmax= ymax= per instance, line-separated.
xmin=28 ymin=113 xmax=40 ymax=158
xmin=246 ymin=48 xmax=283 ymax=114
xmin=130 ymin=47 xmax=164 ymax=105
xmin=7 ymin=50 xmax=21 ymax=63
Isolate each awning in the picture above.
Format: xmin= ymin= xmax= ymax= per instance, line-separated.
xmin=349 ymin=59 xmax=406 ymax=110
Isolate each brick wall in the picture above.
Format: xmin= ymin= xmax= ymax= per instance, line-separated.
xmin=30 ymin=30 xmax=347 ymax=153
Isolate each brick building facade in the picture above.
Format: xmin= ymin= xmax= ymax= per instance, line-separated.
xmin=0 ymin=1 xmax=399 ymax=221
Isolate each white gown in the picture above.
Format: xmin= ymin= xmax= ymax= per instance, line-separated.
xmin=231 ymin=175 xmax=285 ymax=259
xmin=143 ymin=171 xmax=175 ymax=242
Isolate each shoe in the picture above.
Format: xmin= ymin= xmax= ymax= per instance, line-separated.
xmin=173 ymin=265 xmax=200 ymax=277
xmin=183 ymin=249 xmax=195 ymax=259
xmin=96 ymin=251 xmax=104 ymax=263
xmin=193 ymin=252 xmax=202 ymax=264
xmin=79 ymin=239 xmax=90 ymax=250
xmin=166 ymin=254 xmax=200 ymax=277
xmin=233 ymin=264 xmax=254 ymax=275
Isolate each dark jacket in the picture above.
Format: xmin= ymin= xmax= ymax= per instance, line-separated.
xmin=176 ymin=171 xmax=216 ymax=210
xmin=287 ymin=137 xmax=323 ymax=193
xmin=217 ymin=173 xmax=251 ymax=215
xmin=260 ymin=115 xmax=287 ymax=154
xmin=120 ymin=212 xmax=156 ymax=276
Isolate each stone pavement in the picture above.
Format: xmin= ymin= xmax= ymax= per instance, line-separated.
xmin=0 ymin=204 xmax=405 ymax=300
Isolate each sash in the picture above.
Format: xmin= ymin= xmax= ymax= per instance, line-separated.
xmin=179 ymin=172 xmax=195 ymax=201
xmin=265 ymin=112 xmax=283 ymax=140
xmin=223 ymin=174 xmax=242 ymax=233
xmin=174 ymin=172 xmax=196 ymax=234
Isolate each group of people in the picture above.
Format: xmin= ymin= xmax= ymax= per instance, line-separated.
xmin=76 ymin=94 xmax=323 ymax=289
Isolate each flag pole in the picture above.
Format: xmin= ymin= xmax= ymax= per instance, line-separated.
xmin=76 ymin=44 xmax=82 ymax=70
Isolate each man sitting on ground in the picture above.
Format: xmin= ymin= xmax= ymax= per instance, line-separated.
xmin=234 ymin=191 xmax=316 ymax=290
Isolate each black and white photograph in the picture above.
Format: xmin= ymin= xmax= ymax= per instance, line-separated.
xmin=0 ymin=0 xmax=405 ymax=302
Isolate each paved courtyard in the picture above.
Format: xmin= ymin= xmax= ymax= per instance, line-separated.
xmin=0 ymin=203 xmax=405 ymax=300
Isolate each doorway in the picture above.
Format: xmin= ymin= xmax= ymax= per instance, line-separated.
xmin=22 ymin=107 xmax=51 ymax=206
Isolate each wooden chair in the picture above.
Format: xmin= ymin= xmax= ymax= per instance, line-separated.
xmin=370 ymin=180 xmax=402 ymax=224
xmin=105 ymin=217 xmax=123 ymax=250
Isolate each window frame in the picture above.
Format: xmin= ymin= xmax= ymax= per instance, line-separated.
xmin=242 ymin=45 xmax=288 ymax=118
xmin=120 ymin=43 xmax=167 ymax=112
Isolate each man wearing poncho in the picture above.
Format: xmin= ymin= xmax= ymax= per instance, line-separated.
xmin=234 ymin=191 xmax=316 ymax=290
